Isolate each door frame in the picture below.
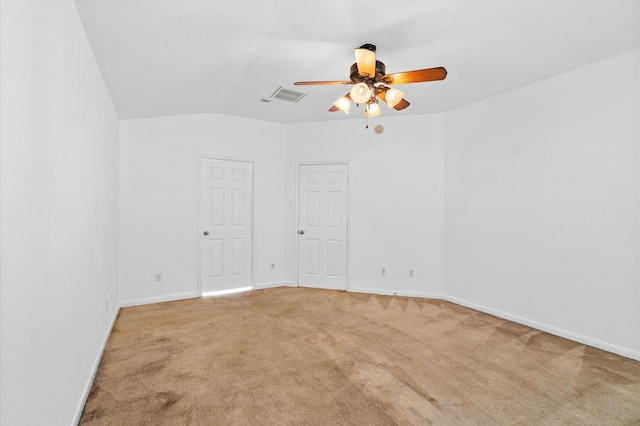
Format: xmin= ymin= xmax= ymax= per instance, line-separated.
xmin=294 ymin=161 xmax=352 ymax=290
xmin=197 ymin=153 xmax=256 ymax=296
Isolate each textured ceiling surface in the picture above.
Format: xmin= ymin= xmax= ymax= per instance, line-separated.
xmin=74 ymin=0 xmax=639 ymax=123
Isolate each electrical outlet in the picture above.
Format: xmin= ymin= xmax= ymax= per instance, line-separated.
xmin=381 ymin=267 xmax=386 ymax=276
xmin=408 ymin=270 xmax=414 ymax=278
xmin=270 ymin=263 xmax=275 ymax=270
xmin=155 ymin=273 xmax=162 ymax=282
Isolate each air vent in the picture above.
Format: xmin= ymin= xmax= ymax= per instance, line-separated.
xmin=270 ymin=87 xmax=307 ymax=103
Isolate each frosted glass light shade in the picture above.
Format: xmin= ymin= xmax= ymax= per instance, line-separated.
xmin=385 ymin=88 xmax=405 ymax=108
xmin=333 ymin=96 xmax=350 ymax=114
xmin=350 ymin=83 xmax=372 ymax=104
xmin=364 ymin=102 xmax=382 ymax=117
xmin=354 ymin=48 xmax=376 ymax=77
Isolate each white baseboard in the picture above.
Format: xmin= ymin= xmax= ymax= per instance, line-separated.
xmin=119 ymin=291 xmax=200 ymax=308
xmin=72 ymin=304 xmax=120 ymax=425
xmin=444 ymin=295 xmax=640 ymax=362
xmin=348 ymin=286 xmax=443 ymax=300
xmin=254 ymin=281 xmax=296 ymax=290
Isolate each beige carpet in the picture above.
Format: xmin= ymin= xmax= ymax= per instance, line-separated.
xmin=81 ymin=287 xmax=640 ymax=425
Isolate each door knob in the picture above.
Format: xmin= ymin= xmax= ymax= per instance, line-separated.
xmin=298 ymin=230 xmax=304 ymax=235
xmin=203 ymin=231 xmax=209 ymax=236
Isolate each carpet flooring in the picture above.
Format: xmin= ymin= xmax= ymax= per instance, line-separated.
xmin=81 ymin=287 xmax=640 ymax=425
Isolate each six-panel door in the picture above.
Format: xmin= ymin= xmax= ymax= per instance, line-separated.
xmin=201 ymin=159 xmax=253 ymax=293
xmin=297 ymin=164 xmax=349 ymax=290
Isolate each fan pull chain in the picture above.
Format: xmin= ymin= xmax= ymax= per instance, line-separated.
xmin=365 ymin=116 xmax=369 ymax=129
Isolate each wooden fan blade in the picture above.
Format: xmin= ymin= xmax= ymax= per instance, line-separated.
xmin=393 ymin=98 xmax=410 ymax=110
xmin=294 ymin=80 xmax=352 ymax=86
xmin=382 ymin=67 xmax=447 ymax=85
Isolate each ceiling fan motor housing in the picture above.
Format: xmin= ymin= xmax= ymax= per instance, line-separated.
xmin=359 ymin=43 xmax=377 ymax=52
xmin=349 ymin=60 xmax=386 ymax=83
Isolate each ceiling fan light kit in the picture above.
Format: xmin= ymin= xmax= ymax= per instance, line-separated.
xmin=385 ymin=88 xmax=405 ymax=109
xmin=333 ymin=95 xmax=351 ymax=114
xmin=350 ymin=82 xmax=373 ymax=104
xmin=294 ymin=43 xmax=447 ymax=127
xmin=364 ymin=102 xmax=382 ymax=118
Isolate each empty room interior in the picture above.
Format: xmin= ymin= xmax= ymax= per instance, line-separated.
xmin=2 ymin=0 xmax=640 ymax=424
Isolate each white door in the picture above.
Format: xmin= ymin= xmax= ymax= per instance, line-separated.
xmin=297 ymin=163 xmax=349 ymax=290
xmin=200 ymin=158 xmax=253 ymax=294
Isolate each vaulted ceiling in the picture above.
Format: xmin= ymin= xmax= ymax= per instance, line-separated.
xmin=74 ymin=0 xmax=639 ymax=123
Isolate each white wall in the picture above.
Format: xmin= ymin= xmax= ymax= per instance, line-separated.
xmin=444 ymin=49 xmax=640 ymax=359
xmin=285 ymin=115 xmax=446 ymax=297
xmin=119 ymin=114 xmax=287 ymax=305
xmin=0 ymin=0 xmax=120 ymax=424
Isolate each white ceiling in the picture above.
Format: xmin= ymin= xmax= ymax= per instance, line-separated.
xmin=74 ymin=0 xmax=639 ymax=123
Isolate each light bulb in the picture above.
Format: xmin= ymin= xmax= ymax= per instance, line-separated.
xmin=385 ymin=88 xmax=405 ymax=108
xmin=364 ymin=102 xmax=382 ymax=117
xmin=333 ymin=96 xmax=350 ymax=114
xmin=349 ymin=83 xmax=372 ymax=104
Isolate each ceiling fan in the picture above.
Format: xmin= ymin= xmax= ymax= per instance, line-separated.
xmin=294 ymin=43 xmax=447 ymax=119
